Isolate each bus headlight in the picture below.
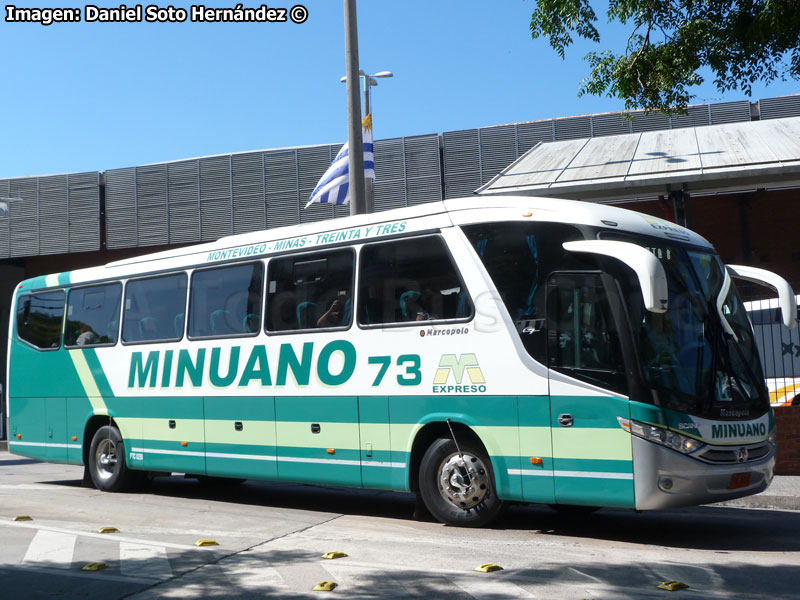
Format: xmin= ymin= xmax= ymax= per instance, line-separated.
xmin=768 ymin=428 xmax=777 ymax=445
xmin=618 ymin=417 xmax=705 ymax=455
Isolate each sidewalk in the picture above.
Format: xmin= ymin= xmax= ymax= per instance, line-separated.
xmin=717 ymin=475 xmax=800 ymax=511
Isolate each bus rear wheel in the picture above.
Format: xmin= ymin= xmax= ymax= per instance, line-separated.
xmin=418 ymin=437 xmax=504 ymax=527
xmin=88 ymin=425 xmax=139 ymax=492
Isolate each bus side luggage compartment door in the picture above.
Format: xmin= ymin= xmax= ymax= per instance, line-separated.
xmin=518 ymin=395 xmax=555 ymax=503
xmin=358 ymin=396 xmax=392 ymax=490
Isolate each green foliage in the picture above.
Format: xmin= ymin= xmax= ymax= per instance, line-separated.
xmin=530 ymin=0 xmax=800 ymax=113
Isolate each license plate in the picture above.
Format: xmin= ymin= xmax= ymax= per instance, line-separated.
xmin=729 ymin=472 xmax=751 ymax=489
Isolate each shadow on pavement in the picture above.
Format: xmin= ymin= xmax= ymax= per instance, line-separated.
xmin=36 ymin=473 xmax=800 ymax=554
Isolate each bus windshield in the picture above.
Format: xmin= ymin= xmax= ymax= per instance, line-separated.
xmin=612 ymin=238 xmax=769 ymax=420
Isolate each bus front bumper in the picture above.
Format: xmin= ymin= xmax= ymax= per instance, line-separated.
xmin=632 ymin=436 xmax=775 ymax=510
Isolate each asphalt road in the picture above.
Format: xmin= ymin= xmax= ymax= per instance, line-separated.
xmin=1 ymin=451 xmax=799 ymax=599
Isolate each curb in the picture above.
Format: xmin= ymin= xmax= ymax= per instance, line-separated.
xmin=717 ymin=496 xmax=800 ymax=511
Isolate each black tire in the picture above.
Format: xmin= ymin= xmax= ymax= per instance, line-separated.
xmin=88 ymin=425 xmax=140 ymax=492
xmin=418 ymin=436 xmax=504 ymax=527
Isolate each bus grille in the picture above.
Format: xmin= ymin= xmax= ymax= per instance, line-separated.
xmin=694 ymin=441 xmax=773 ymax=465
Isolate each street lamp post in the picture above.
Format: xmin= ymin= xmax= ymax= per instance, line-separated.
xmin=340 ymin=70 xmax=393 ymax=213
xmin=343 ymin=0 xmax=366 ymax=216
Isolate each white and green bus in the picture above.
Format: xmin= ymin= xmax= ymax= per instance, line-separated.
xmin=6 ymin=197 xmax=796 ymax=527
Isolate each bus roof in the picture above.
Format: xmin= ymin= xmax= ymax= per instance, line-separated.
xmin=17 ymin=195 xmax=714 ymax=291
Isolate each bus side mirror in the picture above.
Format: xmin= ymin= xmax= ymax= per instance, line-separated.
xmin=727 ymin=264 xmax=798 ymax=329
xmin=562 ymin=240 xmax=668 ymax=314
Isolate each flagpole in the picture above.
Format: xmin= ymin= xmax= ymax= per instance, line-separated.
xmin=344 ymin=0 xmax=367 ymax=216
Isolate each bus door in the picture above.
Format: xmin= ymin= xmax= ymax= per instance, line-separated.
xmin=545 ymin=272 xmax=635 ymax=508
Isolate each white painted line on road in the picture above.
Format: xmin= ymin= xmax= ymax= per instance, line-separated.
xmin=450 ymin=573 xmax=536 ymax=599
xmin=23 ymin=530 xmax=76 ymax=569
xmin=222 ymin=561 xmax=290 ymax=591
xmin=0 ymin=519 xmax=205 ymax=551
xmin=120 ymin=542 xmax=172 ymax=580
xmin=317 ymin=562 xmax=417 ymax=598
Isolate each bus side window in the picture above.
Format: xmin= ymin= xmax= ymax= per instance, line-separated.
xmin=189 ymin=262 xmax=263 ymax=339
xmin=462 ymin=222 xmax=584 ymax=364
xmin=16 ymin=290 xmax=65 ymax=350
xmin=265 ymin=249 xmax=354 ymax=332
xmin=546 ymin=273 xmax=628 ymax=394
xmin=64 ymin=283 xmax=122 ymax=347
xmin=122 ymin=273 xmax=188 ymax=343
xmin=357 ymin=236 xmax=472 ymax=326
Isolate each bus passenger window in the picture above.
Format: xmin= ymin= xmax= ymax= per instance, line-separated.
xmin=357 ymin=236 xmax=472 ymax=326
xmin=122 ymin=273 xmax=188 ymax=343
xmin=266 ymin=249 xmax=354 ymax=332
xmin=16 ymin=290 xmax=65 ymax=350
xmin=189 ymin=262 xmax=263 ymax=339
xmin=64 ymin=283 xmax=122 ymax=347
xmin=462 ymin=222 xmax=585 ymax=364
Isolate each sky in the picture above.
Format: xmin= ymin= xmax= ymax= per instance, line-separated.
xmin=2 ymin=0 xmax=799 ymax=179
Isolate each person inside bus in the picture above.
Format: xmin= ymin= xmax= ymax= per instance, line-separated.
xmin=75 ymin=323 xmax=100 ymax=345
xmin=407 ymin=287 xmax=438 ymax=321
xmin=317 ymin=295 xmax=347 ymax=328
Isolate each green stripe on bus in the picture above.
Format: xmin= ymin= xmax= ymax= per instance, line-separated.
xmin=205 ymin=442 xmax=277 ymax=456
xmin=554 ymin=477 xmax=635 ymax=508
xmin=276 ymin=461 xmax=361 ymax=487
xmin=275 ymin=396 xmax=357 ymax=423
xmin=138 ymin=397 xmax=205 ymax=419
xmin=389 ymin=395 xmax=519 ymax=427
xmin=630 ymin=401 xmax=666 ymax=426
xmin=277 ymin=446 xmax=361 ymax=462
xmin=204 ymin=396 xmax=275 ymax=421
xmin=552 ymin=458 xmax=633 ymax=473
xmin=82 ymin=349 xmax=116 ymax=399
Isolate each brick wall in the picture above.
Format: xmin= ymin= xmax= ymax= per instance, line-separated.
xmin=774 ymin=405 xmax=800 ymax=475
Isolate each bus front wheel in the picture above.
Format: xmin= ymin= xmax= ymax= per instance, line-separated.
xmin=419 ymin=437 xmax=504 ymax=527
xmin=88 ymin=425 xmax=139 ymax=492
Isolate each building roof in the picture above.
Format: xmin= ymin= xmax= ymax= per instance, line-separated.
xmin=477 ymin=116 xmax=800 ymax=202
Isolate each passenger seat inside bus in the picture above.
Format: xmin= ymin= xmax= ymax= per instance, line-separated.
xmin=296 ymin=302 xmax=316 ymax=329
xmin=174 ymin=313 xmax=184 ymax=338
xmin=210 ymin=309 xmax=231 ymax=335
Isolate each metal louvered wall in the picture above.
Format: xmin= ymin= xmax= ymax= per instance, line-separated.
xmin=5 ymin=95 xmax=800 ymax=256
xmin=0 ymin=173 xmax=100 ymax=258
xmin=104 ymin=133 xmax=441 ymax=250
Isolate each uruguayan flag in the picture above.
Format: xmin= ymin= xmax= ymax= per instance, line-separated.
xmin=306 ymin=114 xmax=375 ymax=208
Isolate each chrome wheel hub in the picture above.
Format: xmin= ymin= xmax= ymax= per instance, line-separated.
xmin=95 ymin=438 xmax=118 ymax=480
xmin=437 ymin=452 xmax=489 ymax=509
